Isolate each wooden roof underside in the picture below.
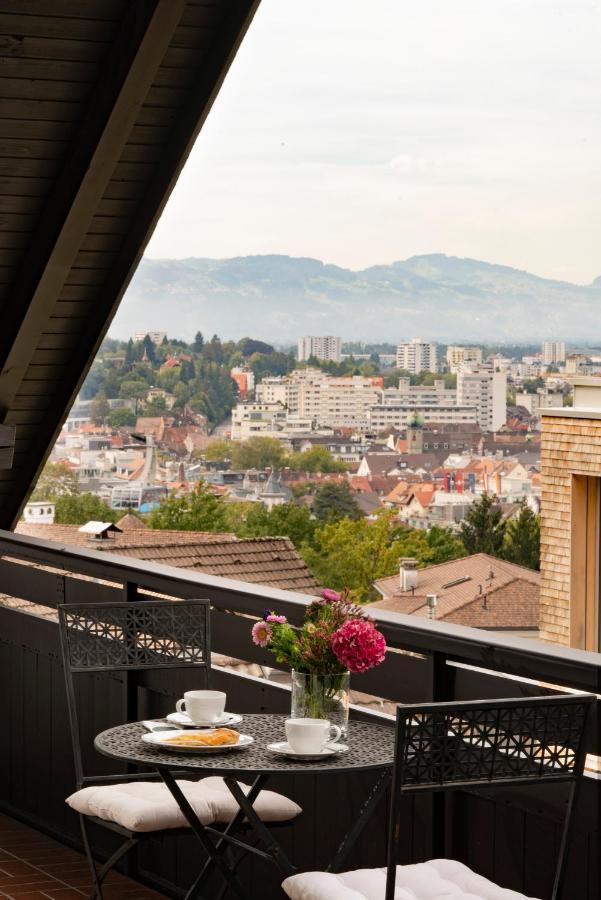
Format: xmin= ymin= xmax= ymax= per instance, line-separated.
xmin=0 ymin=0 xmax=259 ymax=526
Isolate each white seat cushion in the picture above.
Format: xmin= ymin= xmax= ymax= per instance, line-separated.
xmin=67 ymin=776 xmax=301 ymax=833
xmin=282 ymin=860 xmax=539 ymax=900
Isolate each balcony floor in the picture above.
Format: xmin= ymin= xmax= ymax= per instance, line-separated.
xmin=0 ymin=814 xmax=166 ymax=900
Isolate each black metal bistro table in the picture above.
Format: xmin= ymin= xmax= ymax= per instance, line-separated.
xmin=95 ymin=714 xmax=395 ymax=900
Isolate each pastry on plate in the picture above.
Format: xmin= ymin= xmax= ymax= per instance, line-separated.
xmin=165 ymin=728 xmax=240 ymax=747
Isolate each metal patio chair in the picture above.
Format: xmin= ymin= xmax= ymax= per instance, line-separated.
xmin=282 ymin=693 xmax=594 ymax=900
xmin=58 ymin=599 xmax=300 ymax=900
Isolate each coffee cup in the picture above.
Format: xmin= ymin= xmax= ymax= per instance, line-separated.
xmin=285 ymin=717 xmax=342 ymax=754
xmin=176 ymin=690 xmax=226 ymax=725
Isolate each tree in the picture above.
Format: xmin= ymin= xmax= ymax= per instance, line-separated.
xmin=459 ymin=493 xmax=506 ymax=557
xmin=142 ymin=334 xmax=157 ymax=364
xmin=313 ymin=482 xmax=361 ymax=523
xmin=144 ymin=395 xmax=167 ymax=415
xmin=288 ymin=446 xmax=347 ymax=473
xmin=107 ymin=407 xmax=136 ymax=428
xmin=503 ymin=500 xmax=540 ymax=570
xmin=124 ymin=338 xmax=136 ymax=369
xmin=193 ymin=331 xmax=204 ymax=353
xmin=55 ymin=493 xmax=118 ymax=525
xmin=391 ymin=524 xmax=466 ymax=566
xmin=204 ymin=439 xmax=232 ymax=461
xmin=234 ymin=502 xmax=316 ymax=548
xmin=148 ymin=481 xmax=229 ymax=532
xmin=230 ymin=437 xmax=288 ymax=470
xmin=301 ymin=512 xmax=402 ymax=601
xmin=90 ymin=393 xmax=110 ymax=425
xmin=119 ymin=379 xmax=149 ymax=413
xmin=30 ymin=461 xmax=79 ymax=501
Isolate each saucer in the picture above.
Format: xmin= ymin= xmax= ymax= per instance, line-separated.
xmin=166 ymin=711 xmax=242 ymax=729
xmin=267 ymin=741 xmax=348 ymax=761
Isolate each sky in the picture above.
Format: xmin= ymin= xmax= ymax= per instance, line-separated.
xmin=144 ymin=0 xmax=601 ymax=284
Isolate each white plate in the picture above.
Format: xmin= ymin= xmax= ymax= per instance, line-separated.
xmin=142 ymin=729 xmax=253 ymax=754
xmin=166 ymin=711 xmax=243 ymax=729
xmin=267 ymin=741 xmax=348 ymax=761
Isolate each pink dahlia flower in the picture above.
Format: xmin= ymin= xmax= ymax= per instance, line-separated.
xmin=251 ymin=620 xmax=272 ymax=648
xmin=321 ymin=588 xmax=341 ymax=602
xmin=331 ymin=618 xmax=386 ymax=673
xmin=266 ymin=614 xmax=287 ymax=624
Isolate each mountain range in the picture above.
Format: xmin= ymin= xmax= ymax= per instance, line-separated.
xmin=111 ymin=254 xmax=601 ymax=344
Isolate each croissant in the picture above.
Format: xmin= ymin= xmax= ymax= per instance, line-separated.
xmin=166 ymin=728 xmax=240 ymax=747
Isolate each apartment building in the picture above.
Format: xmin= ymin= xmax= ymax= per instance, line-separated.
xmin=446 ymin=345 xmax=483 ymax=374
xmin=368 ymin=402 xmax=478 ymax=432
xmin=457 ymin=364 xmax=507 ymax=432
xmin=379 ymin=378 xmax=457 ymax=407
xmin=516 ymin=389 xmax=563 ymax=416
xmin=133 ymin=330 xmax=167 ymax=345
xmin=255 ymin=369 xmax=382 ymax=430
xmin=542 ymin=340 xmax=566 ymax=365
xmin=395 ymin=338 xmax=438 ymax=373
xmin=297 ymin=335 xmax=341 ymax=362
xmin=230 ymin=402 xmax=287 ymax=440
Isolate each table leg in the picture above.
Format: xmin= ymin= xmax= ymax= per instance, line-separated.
xmin=326 ymin=768 xmax=391 ymax=873
xmin=157 ymin=769 xmax=249 ymax=900
xmin=186 ymin=775 xmax=266 ymax=899
xmin=224 ymin=776 xmax=297 ymax=878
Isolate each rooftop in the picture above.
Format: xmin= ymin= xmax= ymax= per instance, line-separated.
xmin=372 ymin=553 xmax=540 ymax=630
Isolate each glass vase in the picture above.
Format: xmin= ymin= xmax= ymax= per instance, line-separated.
xmin=290 ymin=670 xmax=350 ymax=737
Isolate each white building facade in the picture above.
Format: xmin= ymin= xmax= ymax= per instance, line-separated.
xmin=542 ymin=341 xmax=566 ymax=365
xmin=297 ymin=335 xmax=342 ymax=363
xmin=446 ymin=346 xmax=483 ymax=373
xmin=395 ymin=338 xmax=438 ymax=374
xmin=457 ymin=364 xmax=507 ymax=432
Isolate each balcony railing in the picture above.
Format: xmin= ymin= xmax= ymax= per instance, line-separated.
xmin=0 ymin=527 xmax=598 ymax=899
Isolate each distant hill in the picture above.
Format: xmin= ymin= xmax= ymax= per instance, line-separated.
xmin=110 ymin=254 xmax=601 ymax=343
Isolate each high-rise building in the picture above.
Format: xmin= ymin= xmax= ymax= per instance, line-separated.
xmin=446 ymin=345 xmax=483 ymax=374
xmin=396 ymin=338 xmax=438 ymax=374
xmin=297 ymin=336 xmax=341 ymax=363
xmin=457 ymin=364 xmax=507 ymax=432
xmin=133 ymin=331 xmax=167 ymax=345
xmin=542 ymin=341 xmax=566 ymax=365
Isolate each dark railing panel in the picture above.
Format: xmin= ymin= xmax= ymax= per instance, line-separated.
xmin=0 ymin=528 xmax=599 ymax=899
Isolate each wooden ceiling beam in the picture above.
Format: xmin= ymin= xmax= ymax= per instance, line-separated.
xmin=0 ymin=0 xmax=186 ymax=414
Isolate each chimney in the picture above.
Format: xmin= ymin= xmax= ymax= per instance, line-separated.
xmin=399 ymin=557 xmax=418 ymax=592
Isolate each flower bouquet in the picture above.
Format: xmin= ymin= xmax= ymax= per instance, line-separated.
xmin=251 ymin=588 xmax=386 ymax=735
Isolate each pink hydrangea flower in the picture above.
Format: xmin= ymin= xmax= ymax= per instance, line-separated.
xmin=266 ymin=614 xmax=287 ymax=624
xmin=251 ymin=620 xmax=272 ymax=648
xmin=321 ymin=588 xmax=341 ymax=602
xmin=331 ymin=618 xmax=386 ymax=673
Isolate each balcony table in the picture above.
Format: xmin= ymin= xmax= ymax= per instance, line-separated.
xmin=94 ymin=714 xmax=395 ymax=899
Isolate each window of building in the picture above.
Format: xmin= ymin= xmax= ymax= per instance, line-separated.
xmin=570 ymin=475 xmax=601 ymax=651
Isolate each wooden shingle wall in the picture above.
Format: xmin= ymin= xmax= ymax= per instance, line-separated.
xmin=540 ymin=414 xmax=601 ymax=645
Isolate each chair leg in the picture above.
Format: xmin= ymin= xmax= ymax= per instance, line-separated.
xmin=79 ymin=816 xmax=139 ymax=900
xmin=79 ymin=816 xmax=104 ymax=900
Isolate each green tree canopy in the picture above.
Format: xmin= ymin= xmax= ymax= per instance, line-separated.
xmin=459 ymin=493 xmax=506 ymax=557
xmin=231 ymin=437 xmax=288 ymax=470
xmin=503 ymin=500 xmax=540 ymax=570
xmin=313 ymin=482 xmax=361 ymax=523
xmin=193 ymin=331 xmax=204 ymax=352
xmin=288 ymin=445 xmax=347 ymax=473
xmin=107 ymin=407 xmax=137 ymax=428
xmin=54 ymin=493 xmax=118 ymax=525
xmin=30 ymin=461 xmax=79 ymax=501
xmin=148 ymin=481 xmax=228 ymax=532
xmin=203 ymin=439 xmax=232 ymax=461
xmin=234 ymin=502 xmax=317 ymax=548
xmin=90 ymin=393 xmax=110 ymax=425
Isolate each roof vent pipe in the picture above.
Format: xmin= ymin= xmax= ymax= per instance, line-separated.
xmin=399 ymin=557 xmax=418 ymax=592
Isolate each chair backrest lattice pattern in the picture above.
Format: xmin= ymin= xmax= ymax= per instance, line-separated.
xmin=59 ymin=600 xmax=210 ymax=673
xmin=398 ymin=696 xmax=591 ymax=791
xmin=58 ymin=599 xmax=211 ymax=788
xmin=385 ymin=694 xmax=595 ymax=900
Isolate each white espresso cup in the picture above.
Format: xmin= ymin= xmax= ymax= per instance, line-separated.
xmin=285 ymin=717 xmax=342 ymax=754
xmin=176 ymin=690 xmax=226 ymax=725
